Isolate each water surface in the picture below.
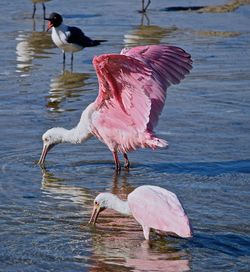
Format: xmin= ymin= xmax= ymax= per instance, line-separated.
xmin=0 ymin=0 xmax=250 ymax=271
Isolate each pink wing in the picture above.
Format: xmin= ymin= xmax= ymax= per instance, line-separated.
xmin=92 ymin=53 xmax=153 ymax=152
xmin=91 ymin=45 xmax=192 ymax=152
xmin=121 ymin=45 xmax=193 ymax=130
xmin=128 ymin=185 xmax=192 ymax=238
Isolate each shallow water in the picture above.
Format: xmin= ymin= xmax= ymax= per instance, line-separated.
xmin=0 ymin=0 xmax=250 ymax=271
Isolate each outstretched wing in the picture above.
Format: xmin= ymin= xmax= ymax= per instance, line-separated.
xmin=128 ymin=185 xmax=192 ymax=238
xmin=92 ymin=53 xmax=153 ymax=151
xmin=91 ymin=45 xmax=192 ymax=152
xmin=121 ymin=45 xmax=192 ymax=130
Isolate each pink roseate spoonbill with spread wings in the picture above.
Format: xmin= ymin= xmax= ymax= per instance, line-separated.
xmin=38 ymin=44 xmax=192 ymax=170
xmin=89 ymin=185 xmax=192 ymax=240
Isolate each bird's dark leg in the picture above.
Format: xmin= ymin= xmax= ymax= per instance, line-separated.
xmin=42 ymin=3 xmax=46 ymax=20
xmin=123 ymin=153 xmax=130 ymax=169
xmin=144 ymin=0 xmax=151 ymax=12
xmin=63 ymin=51 xmax=66 ymax=71
xmin=141 ymin=0 xmax=151 ymax=13
xmin=113 ymin=151 xmax=121 ymax=172
xmin=32 ymin=3 xmax=36 ymax=19
xmin=142 ymin=0 xmax=145 ymax=12
xmin=71 ymin=53 xmax=74 ymax=72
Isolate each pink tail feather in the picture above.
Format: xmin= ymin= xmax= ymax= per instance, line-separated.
xmin=144 ymin=137 xmax=168 ymax=149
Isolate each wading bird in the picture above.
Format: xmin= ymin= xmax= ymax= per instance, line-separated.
xmin=32 ymin=0 xmax=51 ymax=19
xmin=38 ymin=44 xmax=192 ymax=170
xmin=140 ymin=0 xmax=151 ymax=13
xmin=45 ymin=12 xmax=106 ymax=68
xmin=89 ymin=185 xmax=192 ymax=240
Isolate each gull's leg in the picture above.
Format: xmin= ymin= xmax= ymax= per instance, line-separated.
xmin=32 ymin=3 xmax=36 ymax=19
xmin=141 ymin=0 xmax=151 ymax=13
xmin=144 ymin=0 xmax=151 ymax=12
xmin=63 ymin=51 xmax=66 ymax=71
xmin=42 ymin=3 xmax=46 ymax=20
xmin=71 ymin=53 xmax=74 ymax=71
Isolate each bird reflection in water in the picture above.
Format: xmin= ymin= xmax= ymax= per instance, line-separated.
xmin=124 ymin=11 xmax=178 ymax=48
xmin=46 ymin=71 xmax=90 ymax=112
xmin=89 ymin=173 xmax=191 ymax=272
xmin=41 ymin=167 xmax=92 ymax=209
xmin=16 ymin=30 xmax=53 ymax=76
xmin=124 ymin=24 xmax=178 ymax=47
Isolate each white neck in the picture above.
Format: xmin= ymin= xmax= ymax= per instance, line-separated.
xmin=61 ymin=103 xmax=95 ymax=144
xmin=107 ymin=194 xmax=131 ymax=215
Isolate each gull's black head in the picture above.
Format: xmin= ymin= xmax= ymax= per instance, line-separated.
xmin=46 ymin=12 xmax=63 ymax=29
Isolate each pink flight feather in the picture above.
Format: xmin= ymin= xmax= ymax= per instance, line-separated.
xmin=91 ymin=45 xmax=192 ymax=153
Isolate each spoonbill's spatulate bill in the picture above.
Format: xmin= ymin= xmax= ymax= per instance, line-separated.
xmin=45 ymin=12 xmax=106 ymax=67
xmin=89 ymin=185 xmax=192 ymax=240
xmin=38 ymin=44 xmax=192 ymax=170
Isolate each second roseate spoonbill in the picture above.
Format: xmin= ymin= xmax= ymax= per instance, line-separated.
xmin=38 ymin=44 xmax=192 ymax=170
xmin=89 ymin=185 xmax=192 ymax=240
xmin=45 ymin=12 xmax=106 ymax=68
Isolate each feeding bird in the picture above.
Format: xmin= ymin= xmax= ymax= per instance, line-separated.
xmin=38 ymin=44 xmax=192 ymax=170
xmin=45 ymin=12 xmax=106 ymax=67
xmin=89 ymin=185 xmax=192 ymax=240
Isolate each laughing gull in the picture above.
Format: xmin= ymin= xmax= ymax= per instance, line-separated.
xmin=45 ymin=12 xmax=106 ymax=68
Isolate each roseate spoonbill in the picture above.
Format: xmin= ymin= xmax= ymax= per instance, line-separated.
xmin=89 ymin=185 xmax=192 ymax=240
xmin=45 ymin=12 xmax=106 ymax=68
xmin=38 ymin=44 xmax=192 ymax=170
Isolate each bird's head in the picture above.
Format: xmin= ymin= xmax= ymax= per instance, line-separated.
xmin=45 ymin=12 xmax=63 ymax=31
xmin=89 ymin=193 xmax=114 ymax=224
xmin=38 ymin=127 xmax=65 ymax=166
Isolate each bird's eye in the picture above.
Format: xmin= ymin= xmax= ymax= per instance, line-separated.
xmin=44 ymin=138 xmax=49 ymax=142
xmin=94 ymin=201 xmax=98 ymax=205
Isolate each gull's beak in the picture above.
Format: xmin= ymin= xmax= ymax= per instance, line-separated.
xmin=89 ymin=204 xmax=104 ymax=224
xmin=38 ymin=143 xmax=55 ymax=165
xmin=46 ymin=21 xmax=53 ymax=32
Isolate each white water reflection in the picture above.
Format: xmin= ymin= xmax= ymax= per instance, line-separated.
xmin=15 ymin=30 xmax=53 ymax=76
xmin=124 ymin=24 xmax=178 ymax=47
xmin=46 ymin=71 xmax=90 ymax=112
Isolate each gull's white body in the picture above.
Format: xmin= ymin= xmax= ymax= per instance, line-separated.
xmin=51 ymin=24 xmax=83 ymax=53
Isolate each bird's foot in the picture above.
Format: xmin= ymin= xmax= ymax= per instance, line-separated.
xmin=124 ymin=161 xmax=130 ymax=169
xmin=123 ymin=153 xmax=130 ymax=170
xmin=115 ymin=164 xmax=121 ymax=173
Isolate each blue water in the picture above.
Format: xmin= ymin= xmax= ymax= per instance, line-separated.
xmin=0 ymin=0 xmax=250 ymax=271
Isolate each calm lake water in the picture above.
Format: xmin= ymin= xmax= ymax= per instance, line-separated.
xmin=0 ymin=0 xmax=250 ymax=271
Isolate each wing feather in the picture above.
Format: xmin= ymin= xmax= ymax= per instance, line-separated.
xmin=92 ymin=54 xmax=153 ymax=152
xmin=128 ymin=185 xmax=192 ymax=238
xmin=121 ymin=45 xmax=192 ymax=129
xmin=91 ymin=45 xmax=192 ymax=152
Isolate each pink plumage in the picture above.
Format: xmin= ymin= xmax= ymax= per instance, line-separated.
xmin=89 ymin=185 xmax=192 ymax=240
xmin=39 ymin=44 xmax=192 ymax=170
xmin=128 ymin=185 xmax=192 ymax=239
xmin=91 ymin=44 xmax=192 ymax=168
